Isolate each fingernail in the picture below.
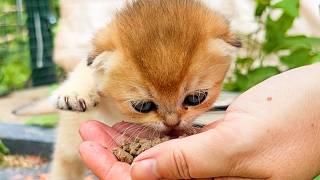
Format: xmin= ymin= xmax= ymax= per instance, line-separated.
xmin=131 ymin=159 xmax=158 ymax=180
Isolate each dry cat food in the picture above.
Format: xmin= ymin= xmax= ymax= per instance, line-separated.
xmin=113 ymin=124 xmax=202 ymax=164
xmin=113 ymin=136 xmax=170 ymax=164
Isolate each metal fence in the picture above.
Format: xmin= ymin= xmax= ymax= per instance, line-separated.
xmin=0 ymin=0 xmax=57 ymax=95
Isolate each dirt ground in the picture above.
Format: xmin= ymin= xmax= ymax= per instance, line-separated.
xmin=0 ymin=86 xmax=57 ymax=123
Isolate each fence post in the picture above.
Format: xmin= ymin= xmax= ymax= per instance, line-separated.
xmin=25 ymin=0 xmax=56 ymax=86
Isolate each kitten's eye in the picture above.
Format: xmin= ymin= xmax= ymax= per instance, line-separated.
xmin=183 ymin=90 xmax=208 ymax=106
xmin=131 ymin=101 xmax=157 ymax=113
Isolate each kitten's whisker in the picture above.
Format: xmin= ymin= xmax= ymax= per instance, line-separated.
xmin=133 ymin=126 xmax=147 ymax=141
xmin=114 ymin=126 xmax=130 ymax=144
xmin=121 ymin=124 xmax=146 ymax=143
xmin=113 ymin=123 xmax=129 ymax=132
xmin=128 ymin=126 xmax=144 ymax=139
xmin=150 ymin=129 xmax=156 ymax=139
xmin=114 ymin=125 xmax=141 ymax=144
xmin=150 ymin=122 xmax=162 ymax=138
xmin=123 ymin=126 xmax=140 ymax=135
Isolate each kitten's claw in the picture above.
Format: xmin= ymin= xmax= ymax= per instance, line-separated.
xmin=64 ymin=96 xmax=72 ymax=110
xmin=78 ymin=99 xmax=87 ymax=112
xmin=53 ymin=92 xmax=99 ymax=112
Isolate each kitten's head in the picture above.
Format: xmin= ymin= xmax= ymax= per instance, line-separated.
xmin=88 ymin=0 xmax=241 ymax=133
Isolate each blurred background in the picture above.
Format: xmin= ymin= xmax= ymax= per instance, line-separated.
xmin=0 ymin=0 xmax=319 ymax=179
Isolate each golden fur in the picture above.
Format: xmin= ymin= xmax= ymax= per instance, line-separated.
xmin=90 ymin=0 xmax=239 ymax=128
xmin=50 ymin=0 xmax=240 ymax=179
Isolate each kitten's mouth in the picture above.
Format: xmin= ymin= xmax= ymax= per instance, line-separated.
xmin=163 ymin=123 xmax=203 ymax=138
xmin=164 ymin=129 xmax=187 ymax=138
xmin=112 ymin=122 xmax=203 ymax=139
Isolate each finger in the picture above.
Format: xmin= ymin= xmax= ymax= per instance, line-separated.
xmin=79 ymin=141 xmax=131 ymax=180
xmin=79 ymin=120 xmax=122 ymax=149
xmin=215 ymin=177 xmax=264 ymax=180
xmin=201 ymin=119 xmax=224 ymax=132
xmin=131 ymin=125 xmax=240 ymax=180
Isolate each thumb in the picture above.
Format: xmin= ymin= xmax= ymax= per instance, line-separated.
xmin=130 ymin=126 xmax=241 ymax=180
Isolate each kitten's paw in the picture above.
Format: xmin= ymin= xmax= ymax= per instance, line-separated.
xmin=52 ymin=92 xmax=99 ymax=112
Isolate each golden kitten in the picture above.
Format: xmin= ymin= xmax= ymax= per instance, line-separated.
xmin=50 ymin=0 xmax=240 ymax=179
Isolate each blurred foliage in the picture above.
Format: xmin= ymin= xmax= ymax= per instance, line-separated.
xmin=0 ymin=140 xmax=9 ymax=162
xmin=25 ymin=114 xmax=59 ymax=128
xmin=0 ymin=0 xmax=30 ymax=95
xmin=0 ymin=140 xmax=9 ymax=167
xmin=23 ymin=84 xmax=60 ymax=129
xmin=0 ymin=0 xmax=60 ymax=96
xmin=52 ymin=0 xmax=60 ymax=18
xmin=225 ymin=0 xmax=320 ymax=92
xmin=48 ymin=83 xmax=59 ymax=95
xmin=0 ymin=41 xmax=31 ymax=96
xmin=315 ymin=175 xmax=320 ymax=180
xmin=2 ymin=0 xmax=320 ymax=93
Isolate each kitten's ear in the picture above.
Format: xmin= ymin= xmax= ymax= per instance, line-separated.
xmin=220 ymin=32 xmax=242 ymax=48
xmin=209 ymin=16 xmax=242 ymax=48
xmin=87 ymin=52 xmax=99 ymax=66
xmin=87 ymin=25 xmax=116 ymax=66
xmin=208 ymin=31 xmax=241 ymax=56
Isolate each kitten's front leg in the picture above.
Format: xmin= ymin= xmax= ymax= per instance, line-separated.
xmin=51 ymin=61 xmax=100 ymax=112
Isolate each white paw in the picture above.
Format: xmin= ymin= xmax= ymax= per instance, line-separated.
xmin=51 ymin=91 xmax=99 ymax=112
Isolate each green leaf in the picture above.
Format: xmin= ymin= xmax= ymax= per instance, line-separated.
xmin=255 ymin=0 xmax=271 ymax=16
xmin=246 ymin=67 xmax=280 ymax=89
xmin=235 ymin=72 xmax=249 ymax=91
xmin=280 ymin=48 xmax=316 ymax=69
xmin=256 ymin=0 xmax=270 ymax=4
xmin=275 ymin=36 xmax=320 ymax=51
xmin=25 ymin=114 xmax=59 ymax=128
xmin=255 ymin=3 xmax=267 ymax=17
xmin=224 ymin=67 xmax=280 ymax=92
xmin=223 ymin=81 xmax=239 ymax=92
xmin=263 ymin=14 xmax=295 ymax=53
xmin=273 ymin=0 xmax=300 ymax=17
xmin=0 ymin=140 xmax=9 ymax=155
xmin=223 ymin=72 xmax=249 ymax=92
xmin=236 ymin=57 xmax=254 ymax=70
xmin=311 ymin=53 xmax=320 ymax=62
xmin=314 ymin=175 xmax=320 ymax=180
xmin=272 ymin=14 xmax=294 ymax=35
xmin=255 ymin=0 xmax=271 ymax=17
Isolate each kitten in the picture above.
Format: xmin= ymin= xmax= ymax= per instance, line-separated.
xmin=50 ymin=0 xmax=241 ymax=179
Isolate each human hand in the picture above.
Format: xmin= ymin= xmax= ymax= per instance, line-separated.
xmin=79 ymin=120 xmax=159 ymax=180
xmin=80 ymin=64 xmax=320 ymax=180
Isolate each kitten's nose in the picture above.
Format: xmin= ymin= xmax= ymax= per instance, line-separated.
xmin=164 ymin=113 xmax=180 ymax=127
